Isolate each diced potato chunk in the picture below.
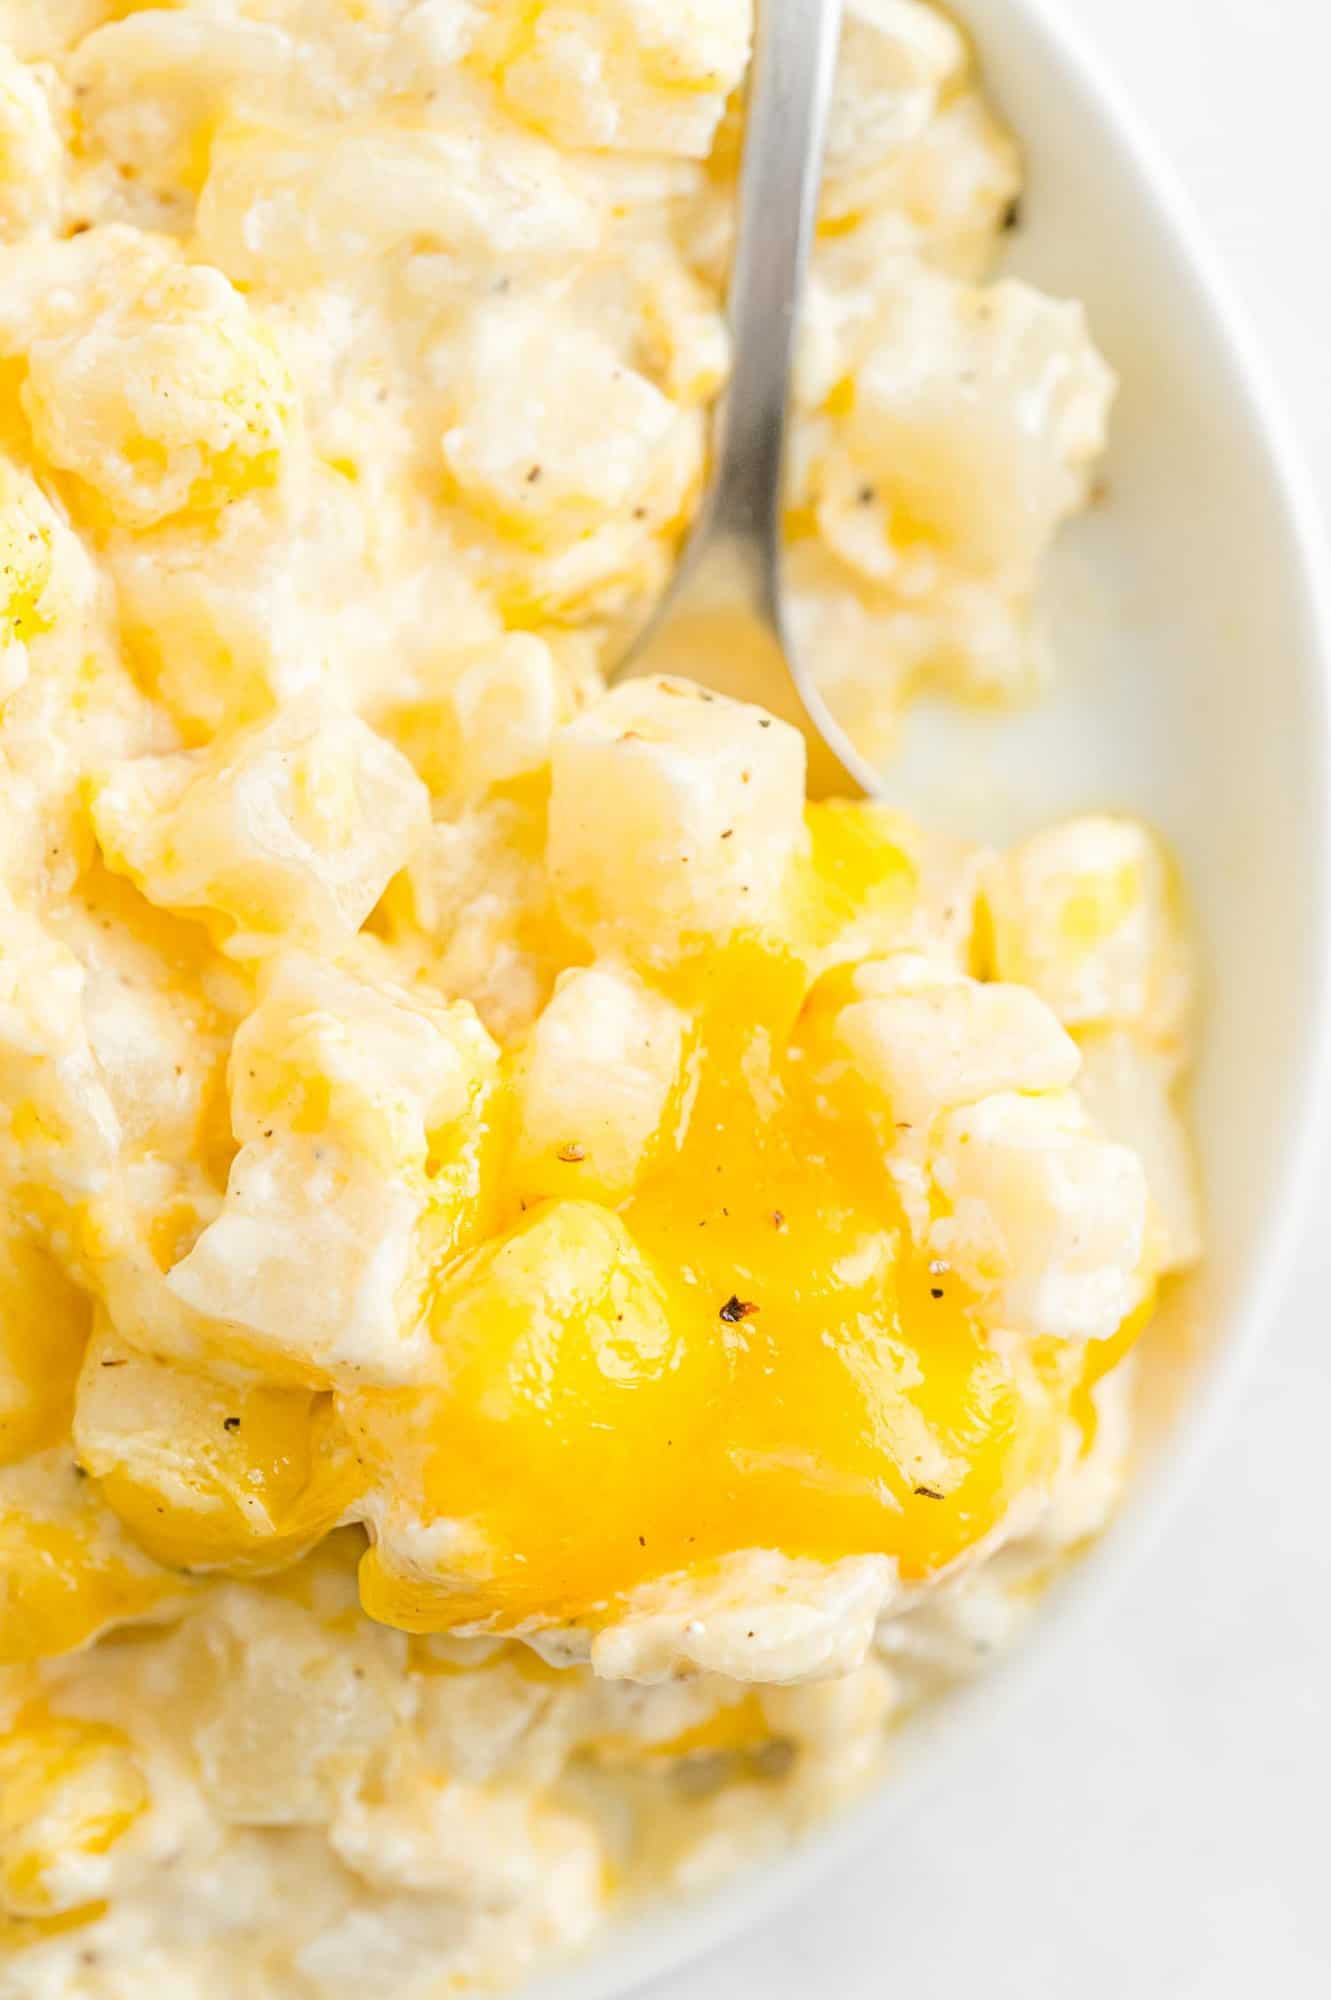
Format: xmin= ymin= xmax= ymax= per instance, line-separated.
xmin=165 ymin=955 xmax=499 ymax=1384
xmin=391 ymin=796 xmax=572 ymax=1044
xmin=636 ymin=259 xmax=729 ymax=407
xmin=0 ymin=1452 xmax=186 ymax=1665
xmin=92 ymin=700 xmax=430 ymax=957
xmin=836 ymin=955 xmax=1079 ymax=1126
xmin=227 ymin=953 xmax=497 ymax=1173
xmin=23 ymin=253 xmax=294 ymax=527
xmin=63 ymin=875 xmax=233 ymax=1162
xmin=198 ymin=122 xmax=601 ymax=284
xmin=0 ymin=46 xmax=62 ymax=241
xmin=406 ymin=633 xmax=562 ymax=804
xmin=831 ymin=274 xmax=1113 ymax=580
xmin=0 ymin=895 xmax=120 ymax=1203
xmin=589 ymin=1552 xmax=898 ymax=1687
xmin=182 ymin=1591 xmax=401 ymax=1827
xmin=441 ymin=304 xmax=680 ymax=550
xmin=0 ymin=1222 xmax=90 ymax=1469
xmin=165 ymin=1144 xmax=432 ymax=1386
xmin=758 ymin=1656 xmax=896 ymax=1751
xmin=330 ymin=1758 xmax=604 ymax=1910
xmin=928 ymin=1091 xmax=1148 ymax=1341
xmin=984 ymin=815 xmax=1190 ymax=1043
xmin=1074 ymin=1029 xmax=1202 ymax=1273
xmin=444 ymin=635 xmax=562 ymax=794
xmin=204 ymin=114 xmax=599 ymax=280
xmin=0 ymin=457 xmax=56 ymax=701
xmin=824 ymin=0 xmax=967 ymax=204
xmin=65 ymin=11 xmax=291 ymax=209
xmin=73 ymin=1323 xmax=363 ymax=1573
xmin=0 ymin=5 xmax=114 ymax=60
xmin=549 ymin=678 xmax=806 ymax=965
xmin=100 ymin=451 xmax=496 ymax=740
xmin=495 ymin=0 xmax=751 ymax=157
xmin=0 ymin=1707 xmax=147 ymax=1918
xmin=511 ymin=964 xmax=686 ymax=1205
xmin=801 ymin=800 xmax=989 ymax=973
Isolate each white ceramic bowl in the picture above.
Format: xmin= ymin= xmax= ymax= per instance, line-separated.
xmin=535 ymin=1 xmax=1331 ymax=1991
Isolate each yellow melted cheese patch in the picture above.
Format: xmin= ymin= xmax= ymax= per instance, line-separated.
xmin=1 ymin=710 xmax=1178 ymax=1667
xmin=350 ymin=914 xmax=1104 ymax=1635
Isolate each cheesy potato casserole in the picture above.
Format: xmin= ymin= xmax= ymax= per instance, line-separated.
xmin=0 ymin=2 xmax=1200 ymax=1993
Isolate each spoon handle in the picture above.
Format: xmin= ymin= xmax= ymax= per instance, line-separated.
xmin=615 ymin=0 xmax=873 ymax=801
xmin=706 ymin=0 xmax=846 ymax=572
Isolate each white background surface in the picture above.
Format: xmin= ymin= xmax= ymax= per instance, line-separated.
xmin=647 ymin=4 xmax=1331 ymax=1995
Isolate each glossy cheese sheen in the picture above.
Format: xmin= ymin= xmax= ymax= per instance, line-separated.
xmin=351 ymin=839 xmax=1106 ymax=1635
xmin=1 ymin=794 xmax=1159 ymax=1657
xmin=0 ymin=1459 xmax=189 ymax=1666
xmin=93 ymin=1376 xmax=363 ymax=1576
xmin=0 ymin=1228 xmax=91 ymax=1469
xmin=0 ymin=1705 xmax=147 ymax=1919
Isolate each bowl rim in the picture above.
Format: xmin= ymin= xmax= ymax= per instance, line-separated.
xmin=527 ymin=2 xmax=1331 ymax=1994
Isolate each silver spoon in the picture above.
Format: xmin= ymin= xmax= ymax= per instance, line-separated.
xmin=612 ymin=0 xmax=875 ymax=800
